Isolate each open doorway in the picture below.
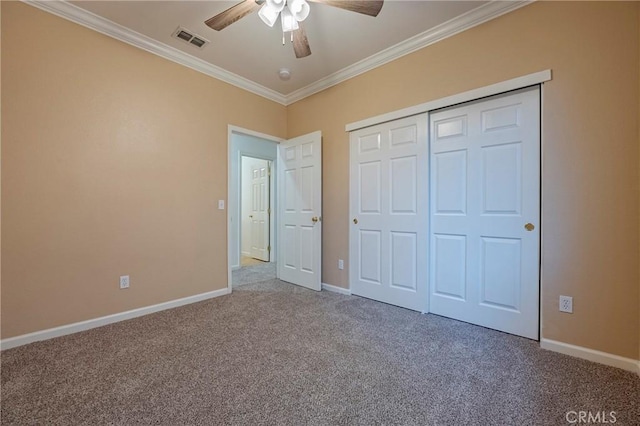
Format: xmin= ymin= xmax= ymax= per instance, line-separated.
xmin=228 ymin=127 xmax=279 ymax=289
xmin=241 ymin=156 xmax=271 ymax=264
xmin=227 ymin=126 xmax=323 ymax=292
xmin=235 ymin=156 xmax=276 ymax=285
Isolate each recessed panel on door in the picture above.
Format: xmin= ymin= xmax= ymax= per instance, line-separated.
xmin=481 ymin=237 xmax=521 ymax=311
xmin=359 ymin=230 xmax=381 ymax=284
xmin=285 ymin=147 xmax=296 ymax=161
xmin=302 ymin=142 xmax=314 ymax=158
xmin=301 ymin=166 xmax=314 ymax=212
xmin=252 ymin=184 xmax=258 ymax=209
xmin=283 ymin=225 xmax=297 ymax=269
xmin=482 ymin=104 xmax=521 ymax=132
xmin=359 ymin=133 xmax=381 ymax=153
xmin=482 ymin=142 xmax=522 ymax=215
xmin=300 ymin=226 xmax=314 ymax=273
xmin=434 ymin=115 xmax=467 ymax=140
xmin=390 ymin=156 xmax=417 ymax=214
xmin=285 ymin=169 xmax=297 ymax=212
xmin=434 ymin=150 xmax=467 ymax=215
xmin=360 ymin=161 xmax=381 ymax=214
xmin=391 ymin=232 xmax=417 ymax=290
xmin=390 ymin=125 xmax=417 ymax=147
xmin=433 ymin=234 xmax=467 ymax=300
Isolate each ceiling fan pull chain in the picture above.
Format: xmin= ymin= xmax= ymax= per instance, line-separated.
xmin=282 ymin=32 xmax=285 ymax=45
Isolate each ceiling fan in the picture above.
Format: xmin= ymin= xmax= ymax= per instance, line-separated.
xmin=205 ymin=0 xmax=384 ymax=59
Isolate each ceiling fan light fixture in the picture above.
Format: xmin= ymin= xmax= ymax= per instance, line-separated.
xmin=258 ymin=3 xmax=279 ymax=27
xmin=288 ymin=0 xmax=310 ymax=22
xmin=266 ymin=0 xmax=286 ymax=13
xmin=280 ymin=8 xmax=299 ymax=33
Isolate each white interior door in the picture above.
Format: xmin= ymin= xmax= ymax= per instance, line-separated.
xmin=277 ymin=131 xmax=322 ymax=291
xmin=249 ymin=160 xmax=270 ymax=261
xmin=349 ymin=114 xmax=428 ymax=312
xmin=429 ymin=87 xmax=540 ymax=339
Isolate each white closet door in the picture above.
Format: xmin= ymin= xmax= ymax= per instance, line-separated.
xmin=277 ymin=131 xmax=322 ymax=291
xmin=349 ymin=114 xmax=428 ymax=312
xmin=429 ymin=87 xmax=540 ymax=339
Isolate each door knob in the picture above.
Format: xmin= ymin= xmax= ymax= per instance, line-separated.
xmin=353 ymin=218 xmax=358 ymax=224
xmin=312 ymin=217 xmax=319 ymax=223
xmin=525 ymin=223 xmax=535 ymax=231
xmin=249 ymin=215 xmax=253 ymax=218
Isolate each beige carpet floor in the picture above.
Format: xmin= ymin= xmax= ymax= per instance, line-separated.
xmin=2 ymin=279 xmax=639 ymax=425
xmin=232 ymin=261 xmax=277 ymax=287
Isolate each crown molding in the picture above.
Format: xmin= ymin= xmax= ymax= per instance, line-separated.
xmin=23 ymin=0 xmax=288 ymax=105
xmin=285 ymin=0 xmax=533 ymax=105
xmin=24 ymin=0 xmax=531 ymax=107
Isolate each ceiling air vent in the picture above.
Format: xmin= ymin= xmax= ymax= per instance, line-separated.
xmin=172 ymin=27 xmax=209 ymax=49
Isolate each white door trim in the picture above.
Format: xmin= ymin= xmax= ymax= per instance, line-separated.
xmin=227 ymin=125 xmax=283 ymax=293
xmin=346 ymin=70 xmax=551 ymax=132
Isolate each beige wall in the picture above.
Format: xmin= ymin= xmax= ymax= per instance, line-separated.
xmin=1 ymin=2 xmax=3 ymax=337
xmin=288 ymin=1 xmax=640 ymax=359
xmin=1 ymin=2 xmax=286 ymax=338
xmin=2 ymin=1 xmax=639 ymax=361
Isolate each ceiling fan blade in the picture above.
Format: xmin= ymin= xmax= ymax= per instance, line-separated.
xmin=205 ymin=0 xmax=261 ymax=31
xmin=308 ymin=0 xmax=383 ymax=17
xmin=292 ymin=25 xmax=312 ymax=59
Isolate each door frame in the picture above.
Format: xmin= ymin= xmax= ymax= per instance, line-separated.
xmin=227 ymin=125 xmax=283 ymax=293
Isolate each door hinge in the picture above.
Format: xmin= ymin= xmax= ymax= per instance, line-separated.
xmin=267 ymin=208 xmax=271 ymax=215
xmin=267 ymin=245 xmax=271 ymax=252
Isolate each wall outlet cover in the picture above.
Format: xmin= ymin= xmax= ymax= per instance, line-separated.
xmin=559 ymin=295 xmax=572 ymax=313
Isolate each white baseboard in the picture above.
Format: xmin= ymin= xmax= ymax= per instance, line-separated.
xmin=321 ymin=282 xmax=351 ymax=296
xmin=541 ymin=338 xmax=640 ymax=375
xmin=0 ymin=287 xmax=231 ymax=351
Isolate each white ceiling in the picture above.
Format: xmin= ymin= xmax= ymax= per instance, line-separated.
xmin=55 ymin=1 xmax=524 ymax=103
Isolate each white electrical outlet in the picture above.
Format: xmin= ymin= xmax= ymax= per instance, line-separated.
xmin=218 ymin=200 xmax=225 ymax=210
xmin=338 ymin=259 xmax=344 ymax=270
xmin=559 ymin=295 xmax=572 ymax=313
xmin=120 ymin=275 xmax=130 ymax=289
